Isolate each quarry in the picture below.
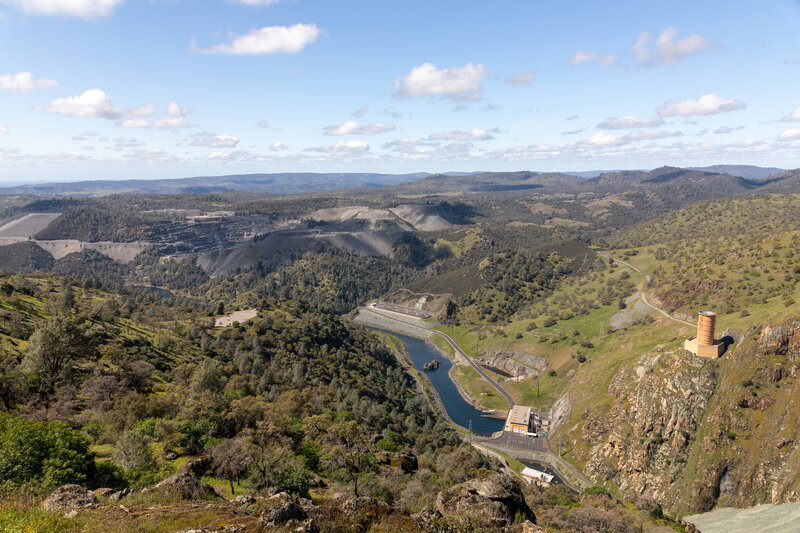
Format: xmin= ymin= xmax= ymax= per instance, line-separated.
xmin=0 ymin=203 xmax=454 ymax=277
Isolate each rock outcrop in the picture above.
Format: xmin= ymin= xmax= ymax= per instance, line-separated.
xmin=435 ymin=474 xmax=535 ymax=529
xmin=148 ymin=473 xmax=219 ymax=500
xmin=178 ymin=454 xmax=213 ymax=477
xmin=475 ymin=350 xmax=547 ymax=379
xmin=42 ymin=485 xmax=97 ymax=511
xmin=575 ymin=322 xmax=800 ymax=514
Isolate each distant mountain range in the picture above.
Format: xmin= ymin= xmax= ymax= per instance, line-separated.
xmin=686 ymin=165 xmax=786 ymax=180
xmin=0 ymin=165 xmax=788 ymax=197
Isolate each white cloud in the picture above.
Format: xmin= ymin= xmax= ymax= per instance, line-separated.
xmin=0 ymin=125 xmax=7 ymax=134
xmin=351 ymin=106 xmax=368 ymax=118
xmin=596 ymin=116 xmax=665 ymax=129
xmin=304 ymin=140 xmax=369 ymax=153
xmin=113 ymin=137 xmax=144 ymax=149
xmin=567 ymin=51 xmax=618 ymax=67
xmin=191 ymin=132 xmax=240 ymax=148
xmin=121 ymin=148 xmax=176 ymax=163
xmin=323 ymin=120 xmax=395 ymax=136
xmin=269 ymin=141 xmax=288 ymax=151
xmin=504 ymin=71 xmax=535 ymax=86
xmin=257 ymin=120 xmax=270 ymax=128
xmin=196 ymin=24 xmax=320 ymax=55
xmin=207 ymin=150 xmax=265 ymax=162
xmin=71 ymin=131 xmax=109 ymax=141
xmin=658 ymin=93 xmax=745 ymax=117
xmin=633 ymin=28 xmax=717 ymax=66
xmin=393 ymin=62 xmax=488 ymax=100
xmin=777 ymin=128 xmax=800 ymax=141
xmin=584 ymin=132 xmax=626 ymax=147
xmin=623 ymin=130 xmax=682 ymax=141
xmin=382 ymin=107 xmax=402 ymax=119
xmin=382 ymin=137 xmax=437 ymax=153
xmin=656 ymin=27 xmax=716 ymax=65
xmin=632 ymin=33 xmax=653 ymax=66
xmin=781 ymin=106 xmax=800 ymax=122
xmin=0 ymin=71 xmax=58 ymax=91
xmin=714 ymin=126 xmax=734 ymax=134
xmin=428 ymin=129 xmax=494 ymax=141
xmin=117 ymin=102 xmax=189 ymax=129
xmin=5 ymin=0 xmax=123 ymax=18
xmin=41 ymin=89 xmax=123 ymax=119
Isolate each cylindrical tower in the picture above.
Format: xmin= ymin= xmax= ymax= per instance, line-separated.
xmin=697 ymin=311 xmax=716 ymax=346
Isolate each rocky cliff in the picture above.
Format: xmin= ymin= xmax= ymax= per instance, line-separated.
xmin=573 ymin=321 xmax=800 ymax=515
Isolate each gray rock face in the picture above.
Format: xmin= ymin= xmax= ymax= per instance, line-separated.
xmin=583 ymin=349 xmax=717 ymax=507
xmin=475 ymin=350 xmax=547 ymax=379
xmin=41 ymin=484 xmax=97 ymax=511
xmin=435 ymin=474 xmax=535 ymax=528
xmin=149 ymin=473 xmax=219 ymax=500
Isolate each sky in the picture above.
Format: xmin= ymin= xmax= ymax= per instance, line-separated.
xmin=1 ymin=0 xmax=799 ymax=184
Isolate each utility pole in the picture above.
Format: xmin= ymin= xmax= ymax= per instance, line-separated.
xmin=469 ymin=419 xmax=473 ymax=444
xmin=559 ymin=435 xmax=562 ymax=457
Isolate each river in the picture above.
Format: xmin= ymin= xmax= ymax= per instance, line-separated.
xmin=383 ymin=331 xmax=505 ymax=436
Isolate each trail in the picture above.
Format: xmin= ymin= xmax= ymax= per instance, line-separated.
xmin=607 ymin=254 xmax=695 ymax=328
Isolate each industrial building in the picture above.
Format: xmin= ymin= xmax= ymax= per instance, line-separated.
xmin=684 ymin=311 xmax=725 ymax=358
xmin=505 ymin=405 xmax=533 ymax=434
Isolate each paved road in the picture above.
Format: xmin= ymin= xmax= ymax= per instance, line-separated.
xmin=610 ymin=256 xmax=696 ymax=328
xmin=361 ymin=305 xmax=593 ymax=491
xmin=435 ymin=329 xmax=515 ymax=408
xmin=483 ymin=431 xmax=548 ymax=452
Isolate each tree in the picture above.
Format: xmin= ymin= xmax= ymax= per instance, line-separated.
xmin=327 ymin=421 xmax=376 ymax=498
xmin=211 ymin=438 xmax=254 ymax=495
xmin=0 ymin=414 xmax=94 ymax=489
xmin=113 ymin=430 xmax=155 ymax=472
xmin=247 ymin=421 xmax=293 ymax=491
xmin=21 ymin=314 xmax=95 ymax=394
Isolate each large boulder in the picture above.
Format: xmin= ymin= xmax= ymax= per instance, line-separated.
xmin=41 ymin=485 xmax=97 ymax=511
xmin=435 ymin=474 xmax=535 ymax=529
xmin=177 ymin=454 xmax=213 ymax=477
xmin=390 ymin=452 xmax=419 ymax=473
xmin=149 ymin=473 xmax=219 ymax=500
xmin=376 ymin=451 xmax=419 ymax=473
xmin=262 ymin=501 xmax=306 ymax=525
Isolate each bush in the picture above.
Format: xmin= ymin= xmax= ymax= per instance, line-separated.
xmin=0 ymin=414 xmax=95 ymax=489
xmin=113 ymin=431 xmax=155 ymax=472
xmin=583 ymin=486 xmax=609 ymax=496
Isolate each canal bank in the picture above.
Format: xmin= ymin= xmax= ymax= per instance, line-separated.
xmin=381 ymin=331 xmax=505 ymax=436
xmin=368 ymin=323 xmax=593 ymax=494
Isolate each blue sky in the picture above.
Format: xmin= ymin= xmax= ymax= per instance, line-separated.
xmin=1 ymin=0 xmax=799 ymax=183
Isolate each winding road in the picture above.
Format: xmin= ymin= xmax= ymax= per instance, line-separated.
xmin=609 ymin=256 xmax=696 ymax=328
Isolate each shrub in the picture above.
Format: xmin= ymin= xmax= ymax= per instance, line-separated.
xmin=113 ymin=431 xmax=155 ymax=472
xmin=0 ymin=414 xmax=95 ymax=489
xmin=583 ymin=486 xmax=609 ymax=496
